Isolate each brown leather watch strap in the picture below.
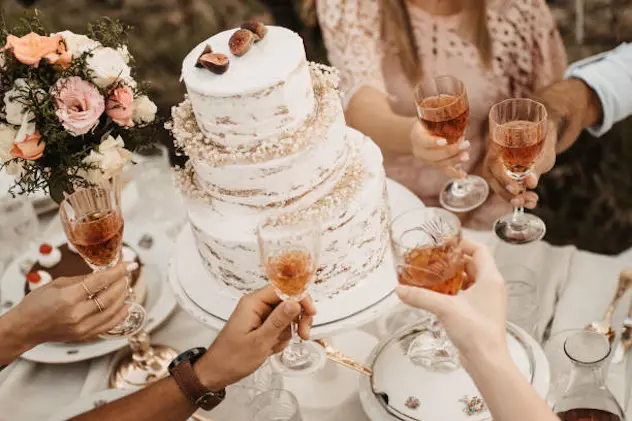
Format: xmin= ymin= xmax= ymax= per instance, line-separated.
xmin=171 ymin=360 xmax=224 ymax=411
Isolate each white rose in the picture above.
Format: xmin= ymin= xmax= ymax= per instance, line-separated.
xmin=132 ymin=95 xmax=157 ymax=124
xmin=0 ymin=123 xmax=17 ymax=164
xmin=4 ymin=79 xmax=34 ymax=126
xmin=0 ymin=51 xmax=5 ymax=69
xmin=81 ymin=135 xmax=132 ymax=183
xmin=117 ymin=45 xmax=131 ymax=64
xmin=86 ymin=47 xmax=133 ymax=89
xmin=54 ymin=31 xmax=101 ymax=58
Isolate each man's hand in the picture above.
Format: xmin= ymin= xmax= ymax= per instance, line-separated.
xmin=195 ymin=286 xmax=316 ymax=391
xmin=482 ymin=122 xmax=557 ymax=209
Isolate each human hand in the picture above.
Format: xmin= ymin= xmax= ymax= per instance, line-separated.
xmin=196 ymin=285 xmax=316 ymax=391
xmin=410 ymin=119 xmax=470 ymax=178
xmin=8 ymin=262 xmax=135 ymax=347
xmin=396 ymin=239 xmax=508 ymax=369
xmin=482 ymin=121 xmax=557 ymax=209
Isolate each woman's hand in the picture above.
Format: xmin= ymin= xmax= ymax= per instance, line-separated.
xmin=196 ymin=286 xmax=316 ymax=391
xmin=396 ymin=239 xmax=508 ymax=369
xmin=5 ymin=262 xmax=136 ymax=349
xmin=410 ymin=119 xmax=471 ymax=178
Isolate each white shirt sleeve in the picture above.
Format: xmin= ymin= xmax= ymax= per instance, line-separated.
xmin=565 ymin=43 xmax=632 ymax=137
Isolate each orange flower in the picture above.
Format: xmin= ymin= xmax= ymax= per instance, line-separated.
xmin=5 ymin=33 xmax=71 ymax=69
xmin=11 ymin=130 xmax=45 ymax=160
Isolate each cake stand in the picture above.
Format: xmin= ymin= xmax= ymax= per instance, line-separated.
xmin=168 ymin=179 xmax=423 ymax=338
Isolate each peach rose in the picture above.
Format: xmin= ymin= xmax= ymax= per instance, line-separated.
xmin=5 ymin=33 xmax=71 ymax=69
xmin=11 ymin=130 xmax=45 ymax=160
xmin=106 ymin=86 xmax=134 ymax=127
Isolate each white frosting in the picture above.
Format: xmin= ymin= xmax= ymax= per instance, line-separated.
xmin=29 ymin=270 xmax=52 ymax=290
xmin=122 ymin=246 xmax=138 ymax=263
xmin=67 ymin=242 xmax=79 ymax=254
xmin=192 ymin=99 xmax=348 ymax=213
xmin=38 ymin=246 xmax=62 ymax=268
xmin=188 ymin=129 xmax=389 ymax=297
xmin=182 ymin=26 xmax=314 ymax=150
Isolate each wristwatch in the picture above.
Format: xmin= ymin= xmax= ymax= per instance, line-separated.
xmin=168 ymin=347 xmax=226 ymax=411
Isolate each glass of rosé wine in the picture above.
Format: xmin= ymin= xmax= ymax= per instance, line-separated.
xmin=391 ymin=207 xmax=465 ymax=370
xmin=60 ymin=187 xmax=146 ymax=339
xmin=414 ymin=75 xmax=489 ymax=213
xmin=257 ymin=215 xmax=326 ymax=377
xmin=489 ymin=98 xmax=548 ymax=245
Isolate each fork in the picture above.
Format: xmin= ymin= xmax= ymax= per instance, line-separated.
xmin=585 ymin=269 xmax=632 ymax=341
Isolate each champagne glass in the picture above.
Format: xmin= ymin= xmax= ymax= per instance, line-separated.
xmin=60 ymin=187 xmax=146 ymax=339
xmin=414 ymin=75 xmax=489 ymax=212
xmin=489 ymin=98 xmax=548 ymax=245
xmin=257 ymin=215 xmax=326 ymax=377
xmin=390 ymin=207 xmax=464 ymax=370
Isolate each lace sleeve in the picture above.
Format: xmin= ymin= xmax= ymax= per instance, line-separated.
xmin=316 ymin=0 xmax=387 ymax=108
xmin=530 ymin=0 xmax=568 ymax=90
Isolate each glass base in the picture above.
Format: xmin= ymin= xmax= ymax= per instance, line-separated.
xmin=108 ymin=344 xmax=179 ymax=389
xmin=407 ymin=318 xmax=460 ymax=371
xmin=493 ymin=213 xmax=546 ymax=245
xmin=99 ymin=302 xmax=146 ymax=340
xmin=270 ymin=341 xmax=326 ymax=377
xmin=440 ymin=175 xmax=489 ymax=213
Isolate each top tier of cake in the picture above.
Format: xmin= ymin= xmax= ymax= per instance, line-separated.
xmin=182 ymin=26 xmax=315 ymax=151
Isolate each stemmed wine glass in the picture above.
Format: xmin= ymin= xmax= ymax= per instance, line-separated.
xmin=60 ymin=187 xmax=146 ymax=339
xmin=390 ymin=207 xmax=464 ymax=370
xmin=414 ymin=75 xmax=489 ymax=212
xmin=257 ymin=215 xmax=326 ymax=377
xmin=489 ymin=98 xmax=548 ymax=245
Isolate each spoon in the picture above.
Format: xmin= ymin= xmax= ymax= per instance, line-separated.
xmin=585 ymin=269 xmax=632 ymax=341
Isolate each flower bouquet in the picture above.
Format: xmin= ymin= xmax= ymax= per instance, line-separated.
xmin=0 ymin=14 xmax=158 ymax=202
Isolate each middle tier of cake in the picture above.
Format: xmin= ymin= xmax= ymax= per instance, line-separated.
xmin=186 ymin=128 xmax=390 ymax=299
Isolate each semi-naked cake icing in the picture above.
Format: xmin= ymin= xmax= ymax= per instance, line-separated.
xmin=171 ymin=24 xmax=390 ymax=299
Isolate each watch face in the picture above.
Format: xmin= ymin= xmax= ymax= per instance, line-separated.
xmin=168 ymin=347 xmax=207 ymax=372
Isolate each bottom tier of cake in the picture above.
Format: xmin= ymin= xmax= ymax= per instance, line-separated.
xmin=187 ymin=128 xmax=390 ymax=299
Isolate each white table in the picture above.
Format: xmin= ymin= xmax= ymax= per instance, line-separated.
xmin=1 ymin=218 xmax=631 ymax=420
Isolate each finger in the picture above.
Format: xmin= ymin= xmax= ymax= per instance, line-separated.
xmin=396 ymin=285 xmax=451 ymax=317
xmin=75 ymin=294 xmax=128 ymax=339
xmin=252 ymin=285 xmax=283 ymax=308
xmin=524 ymin=173 xmax=539 ymax=190
xmin=413 ymin=139 xmax=469 ymax=162
xmin=413 ymin=123 xmax=452 ymax=150
xmin=434 ymin=150 xmax=471 ymax=169
xmin=257 ymin=301 xmax=301 ymax=344
xmin=271 ymin=340 xmax=291 ymax=355
xmin=75 ymin=278 xmax=128 ymax=317
xmin=510 ymin=192 xmax=539 ymax=209
xmin=299 ymin=295 xmax=317 ymax=316
xmin=71 ymin=262 xmax=137 ymax=298
xmin=278 ymin=328 xmax=292 ymax=344
xmin=51 ymin=275 xmax=88 ymax=289
xmin=298 ymin=313 xmax=313 ymax=340
xmin=88 ymin=303 xmax=131 ymax=339
xmin=461 ymin=239 xmax=496 ymax=273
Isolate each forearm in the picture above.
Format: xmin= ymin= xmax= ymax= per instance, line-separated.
xmin=465 ymin=351 xmax=557 ymax=421
xmin=70 ymin=377 xmax=196 ymax=421
xmin=345 ymin=86 xmax=415 ymax=157
xmin=0 ymin=309 xmax=35 ymax=366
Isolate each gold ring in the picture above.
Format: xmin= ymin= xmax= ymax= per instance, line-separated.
xmin=92 ymin=296 xmax=105 ymax=313
xmin=81 ymin=281 xmax=95 ymax=299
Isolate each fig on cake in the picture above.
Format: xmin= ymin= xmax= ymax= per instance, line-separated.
xmin=241 ymin=20 xmax=268 ymax=40
xmin=38 ymin=243 xmax=62 ymax=268
xmin=198 ymin=53 xmax=229 ymax=74
xmin=195 ymin=44 xmax=214 ymax=68
xmin=229 ymin=29 xmax=257 ymax=56
xmin=26 ymin=271 xmax=52 ymax=291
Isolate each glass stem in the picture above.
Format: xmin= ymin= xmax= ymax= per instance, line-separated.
xmin=510 ymin=177 xmax=527 ymax=228
xmin=450 ymin=163 xmax=470 ymax=197
xmin=284 ymin=313 xmax=304 ymax=359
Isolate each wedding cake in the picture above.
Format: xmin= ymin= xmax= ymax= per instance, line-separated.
xmin=170 ymin=24 xmax=389 ymax=298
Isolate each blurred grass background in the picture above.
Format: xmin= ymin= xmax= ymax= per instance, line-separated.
xmin=2 ymin=0 xmax=631 ymax=254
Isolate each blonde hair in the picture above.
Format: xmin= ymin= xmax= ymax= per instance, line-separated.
xmin=379 ymin=0 xmax=493 ymax=85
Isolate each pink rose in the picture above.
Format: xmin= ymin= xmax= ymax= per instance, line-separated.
xmin=11 ymin=130 xmax=45 ymax=160
xmin=52 ymin=76 xmax=105 ymax=136
xmin=106 ymin=86 xmax=134 ymax=127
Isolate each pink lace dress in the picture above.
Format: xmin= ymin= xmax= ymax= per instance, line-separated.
xmin=317 ymin=0 xmax=568 ymax=229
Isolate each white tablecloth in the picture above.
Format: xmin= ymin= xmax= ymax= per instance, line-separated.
xmin=1 ymin=216 xmax=631 ymax=420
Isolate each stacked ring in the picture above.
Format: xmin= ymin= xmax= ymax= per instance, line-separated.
xmin=92 ymin=296 xmax=105 ymax=313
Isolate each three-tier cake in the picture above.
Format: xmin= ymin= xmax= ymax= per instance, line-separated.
xmin=170 ymin=25 xmax=389 ymax=299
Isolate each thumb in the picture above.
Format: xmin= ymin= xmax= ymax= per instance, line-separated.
xmin=257 ymin=301 xmax=301 ymax=343
xmin=396 ymin=285 xmax=450 ymax=317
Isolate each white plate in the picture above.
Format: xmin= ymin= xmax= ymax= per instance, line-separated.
xmin=0 ymin=226 xmax=177 ymax=364
xmin=359 ymin=323 xmax=550 ymax=421
xmin=169 ymin=179 xmax=424 ymax=337
xmin=46 ymin=388 xmax=195 ymax=421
